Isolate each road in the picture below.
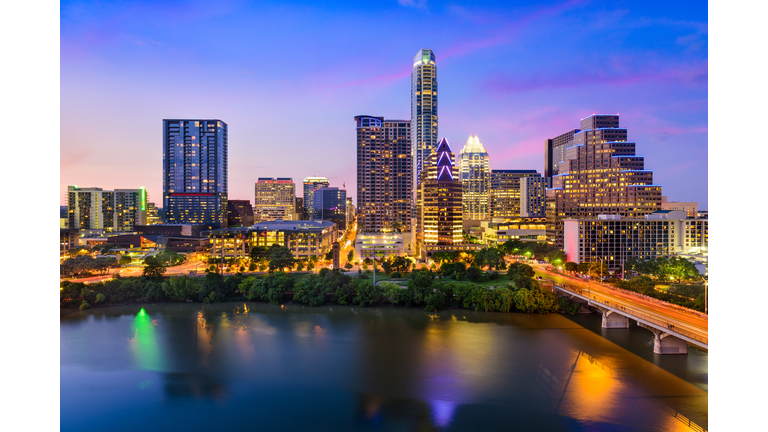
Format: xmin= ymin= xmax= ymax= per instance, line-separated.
xmin=530 ymin=262 xmax=708 ymax=344
xmin=64 ymin=259 xmax=205 ymax=284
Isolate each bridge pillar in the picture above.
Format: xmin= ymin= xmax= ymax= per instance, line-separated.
xmin=594 ymin=306 xmax=629 ymax=328
xmin=638 ymin=323 xmax=688 ymax=355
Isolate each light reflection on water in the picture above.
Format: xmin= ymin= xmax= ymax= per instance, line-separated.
xmin=61 ymin=303 xmax=707 ymax=432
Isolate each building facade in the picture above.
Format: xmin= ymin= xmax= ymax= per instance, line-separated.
xmin=546 ymin=114 xmax=662 ymax=248
xmin=418 ymin=138 xmax=462 ymax=256
xmin=254 ymin=178 xmax=295 ymax=221
xmin=479 ymin=217 xmax=548 ymax=245
xmin=661 ymin=196 xmax=699 ymax=218
xmin=146 ymin=202 xmax=162 ymax=225
xmin=313 ymin=186 xmax=347 ymax=229
xmin=489 ymin=170 xmax=540 ymax=219
xmin=208 ymin=220 xmax=338 ymax=260
xmin=60 ymin=228 xmax=80 ymax=254
xmin=346 ymin=197 xmax=355 ymax=229
xmin=162 ymin=119 xmax=228 ymax=226
xmin=294 ymin=197 xmax=305 ymax=221
xmin=544 ymin=129 xmax=580 ymax=180
xmin=411 ymin=49 xmax=438 ymax=200
xmin=355 ymin=115 xmax=412 ymax=231
xmin=67 ymin=186 xmax=147 ymax=232
xmin=227 ymin=199 xmax=255 ymax=227
xmin=354 ymin=232 xmax=405 ymax=261
xmin=563 ymin=210 xmax=708 ymax=271
xmin=303 ymin=177 xmax=329 ymax=218
xmin=520 ymin=176 xmax=549 ymax=217
xmin=457 ymin=135 xmax=490 ymax=221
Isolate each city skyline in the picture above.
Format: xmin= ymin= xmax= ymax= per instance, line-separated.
xmin=61 ymin=0 xmax=707 ymax=209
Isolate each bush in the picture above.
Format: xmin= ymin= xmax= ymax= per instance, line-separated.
xmin=466 ymin=266 xmax=482 ymax=282
xmin=390 ymin=272 xmax=402 ymax=279
xmin=79 ymin=300 xmax=91 ymax=310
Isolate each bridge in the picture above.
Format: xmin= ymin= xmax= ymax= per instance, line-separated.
xmin=537 ymin=268 xmax=708 ymax=355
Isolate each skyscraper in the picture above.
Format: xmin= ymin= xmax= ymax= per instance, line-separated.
xmin=303 ymin=177 xmax=330 ymax=218
xmin=254 ymin=178 xmax=295 ymax=221
xmin=313 ymin=186 xmax=347 ymax=229
xmin=544 ymin=128 xmax=580 ymax=180
xmin=355 ymin=115 xmax=412 ymax=231
xmin=227 ymin=199 xmax=255 ymax=227
xmin=520 ymin=176 xmax=549 ymax=217
xmin=411 ymin=49 xmax=438 ymax=201
xmin=547 ymin=114 xmax=662 ymax=247
xmin=163 ymin=119 xmax=228 ymax=226
xmin=489 ymin=170 xmax=540 ymax=219
xmin=457 ymin=135 xmax=490 ymax=221
xmin=418 ymin=138 xmax=462 ymax=254
xmin=67 ymin=186 xmax=147 ymax=232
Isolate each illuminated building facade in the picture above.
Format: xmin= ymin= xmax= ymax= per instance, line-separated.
xmin=303 ymin=177 xmax=329 ymax=218
xmin=163 ymin=119 xmax=228 ymax=226
xmin=346 ymin=197 xmax=355 ymax=229
xmin=457 ymin=135 xmax=490 ymax=221
xmin=479 ymin=217 xmax=548 ymax=245
xmin=355 ymin=115 xmax=412 ymax=231
xmin=418 ymin=138 xmax=462 ymax=256
xmin=547 ymin=114 xmax=662 ymax=248
xmin=313 ymin=186 xmax=347 ymax=229
xmin=208 ymin=220 xmax=338 ymax=260
xmin=67 ymin=186 xmax=147 ymax=232
xmin=489 ymin=170 xmax=540 ymax=218
xmin=254 ymin=177 xmax=295 ymax=221
xmin=563 ymin=210 xmax=708 ymax=271
xmin=661 ymin=196 xmax=699 ymax=218
xmin=354 ymin=232 xmax=405 ymax=260
xmin=146 ymin=202 xmax=162 ymax=225
xmin=226 ymin=199 xmax=254 ymax=227
xmin=520 ymin=176 xmax=549 ymax=217
xmin=411 ymin=49 xmax=438 ymax=198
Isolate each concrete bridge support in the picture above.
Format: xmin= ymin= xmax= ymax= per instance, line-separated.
xmin=638 ymin=323 xmax=688 ymax=355
xmin=593 ymin=306 xmax=629 ymax=328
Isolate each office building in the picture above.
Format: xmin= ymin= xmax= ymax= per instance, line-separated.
xmin=661 ymin=196 xmax=698 ymax=218
xmin=563 ymin=210 xmax=708 ymax=271
xmin=163 ymin=119 xmax=228 ymax=226
xmin=313 ymin=186 xmax=347 ymax=229
xmin=355 ymin=232 xmax=405 ymax=261
xmin=355 ymin=115 xmax=412 ymax=231
xmin=209 ymin=219 xmax=339 ymax=260
xmin=254 ymin=178 xmax=295 ymax=221
xmin=545 ymin=129 xmax=580 ymax=180
xmin=294 ymin=197 xmax=305 ymax=220
xmin=457 ymin=135 xmax=490 ymax=221
xmin=227 ymin=199 xmax=255 ymax=227
xmin=411 ymin=49 xmax=438 ymax=198
xmin=418 ymin=138 xmax=463 ymax=256
xmin=303 ymin=177 xmax=330 ymax=218
xmin=67 ymin=186 xmax=147 ymax=232
xmin=546 ymin=114 xmax=662 ymax=248
xmin=520 ymin=176 xmax=549 ymax=217
xmin=146 ymin=202 xmax=162 ymax=225
xmin=479 ymin=217 xmax=548 ymax=245
xmin=490 ymin=170 xmax=541 ymax=219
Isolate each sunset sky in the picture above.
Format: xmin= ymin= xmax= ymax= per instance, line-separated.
xmin=60 ymin=0 xmax=708 ymax=208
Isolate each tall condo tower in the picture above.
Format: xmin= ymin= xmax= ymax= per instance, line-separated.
xmin=457 ymin=135 xmax=490 ymax=221
xmin=546 ymin=114 xmax=661 ymax=247
xmin=418 ymin=138 xmax=462 ymax=253
xmin=411 ymin=48 xmax=438 ymax=201
xmin=163 ymin=119 xmax=228 ymax=226
xmin=355 ymin=115 xmax=412 ymax=232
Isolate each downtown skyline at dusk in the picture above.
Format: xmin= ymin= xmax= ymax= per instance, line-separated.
xmin=61 ymin=0 xmax=708 ymax=208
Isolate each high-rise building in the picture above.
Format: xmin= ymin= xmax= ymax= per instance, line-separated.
xmin=163 ymin=119 xmax=228 ymax=226
xmin=294 ymin=197 xmax=305 ymax=220
xmin=411 ymin=49 xmax=438 ymax=200
xmin=254 ymin=178 xmax=295 ymax=222
xmin=355 ymin=115 xmax=412 ymax=231
xmin=313 ymin=186 xmax=347 ymax=229
xmin=457 ymin=135 xmax=490 ymax=221
xmin=303 ymin=177 xmax=330 ymax=218
xmin=547 ymin=114 xmax=661 ymax=248
xmin=520 ymin=177 xmax=549 ymax=217
xmin=146 ymin=202 xmax=162 ymax=225
xmin=418 ymin=138 xmax=462 ymax=252
xmin=67 ymin=186 xmax=147 ymax=232
xmin=489 ymin=170 xmax=540 ymax=219
xmin=227 ymin=199 xmax=255 ymax=227
xmin=544 ymin=129 xmax=580 ymax=180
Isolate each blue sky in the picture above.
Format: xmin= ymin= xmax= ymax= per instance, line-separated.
xmin=60 ymin=0 xmax=708 ymax=208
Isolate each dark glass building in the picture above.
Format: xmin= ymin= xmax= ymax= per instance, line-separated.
xmin=227 ymin=199 xmax=254 ymax=227
xmin=163 ymin=119 xmax=228 ymax=227
xmin=313 ymin=186 xmax=347 ymax=229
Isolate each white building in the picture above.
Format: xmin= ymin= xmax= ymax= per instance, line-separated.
xmin=354 ymin=232 xmax=405 ymax=261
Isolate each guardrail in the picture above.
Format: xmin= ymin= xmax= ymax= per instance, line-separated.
xmin=555 ymin=284 xmax=708 ymax=346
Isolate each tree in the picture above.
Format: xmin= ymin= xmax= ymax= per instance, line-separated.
xmin=344 ymin=262 xmax=353 ymax=270
xmin=466 ymin=266 xmax=482 ymax=282
xmin=501 ymin=239 xmax=525 ymax=256
xmin=268 ymin=245 xmax=296 ymax=273
xmin=564 ymin=262 xmax=578 ymax=272
xmin=119 ymin=255 xmax=132 ymax=266
xmin=142 ymin=256 xmax=167 ymax=280
xmin=391 ymin=256 xmax=411 ymax=274
xmin=347 ymin=250 xmax=354 ymax=262
xmin=477 ymin=247 xmax=506 ymax=271
xmin=546 ymin=250 xmax=567 ymax=266
xmin=249 ymin=246 xmax=269 ymax=262
xmin=324 ymin=250 xmax=334 ymax=261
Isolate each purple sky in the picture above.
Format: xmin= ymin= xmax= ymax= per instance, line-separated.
xmin=60 ymin=0 xmax=708 ymax=208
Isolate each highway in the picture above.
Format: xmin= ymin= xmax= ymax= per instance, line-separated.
xmin=530 ymin=263 xmax=708 ymax=345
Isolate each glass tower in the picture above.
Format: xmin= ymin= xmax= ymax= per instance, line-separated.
xmin=162 ymin=119 xmax=228 ymax=226
xmin=457 ymin=135 xmax=490 ymax=221
xmin=410 ymin=48 xmax=438 ymax=200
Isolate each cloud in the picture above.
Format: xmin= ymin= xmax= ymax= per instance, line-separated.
xmin=398 ymin=0 xmax=427 ymax=8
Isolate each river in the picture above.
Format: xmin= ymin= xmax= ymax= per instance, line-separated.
xmin=60 ymin=303 xmax=707 ymax=431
